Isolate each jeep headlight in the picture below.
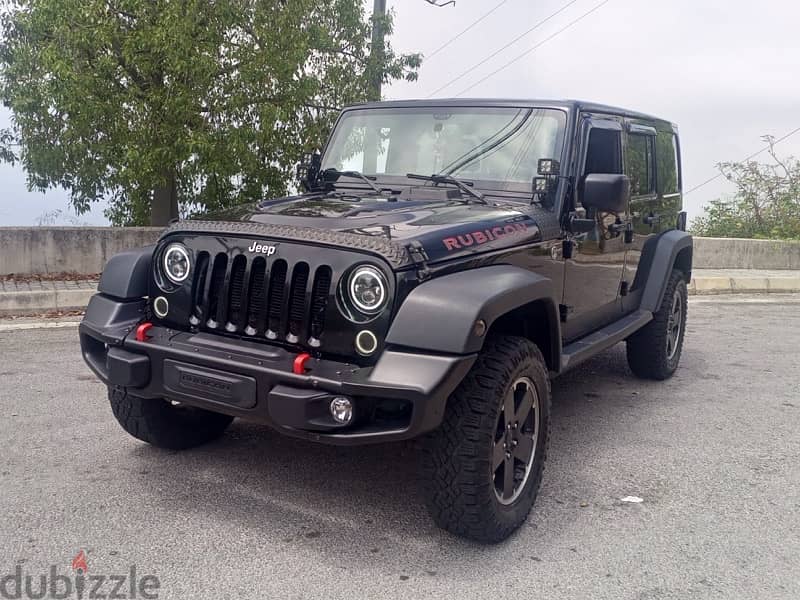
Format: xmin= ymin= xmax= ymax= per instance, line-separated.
xmin=162 ymin=243 xmax=191 ymax=284
xmin=348 ymin=265 xmax=388 ymax=315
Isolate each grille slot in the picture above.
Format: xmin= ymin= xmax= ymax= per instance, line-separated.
xmin=309 ymin=266 xmax=332 ymax=346
xmin=189 ymin=251 xmax=210 ymax=325
xmin=245 ymin=257 xmax=267 ymax=335
xmin=266 ymin=259 xmax=288 ymax=338
xmin=189 ymin=252 xmax=334 ymax=348
xmin=287 ymin=263 xmax=310 ymax=343
xmin=225 ymin=255 xmax=247 ymax=331
xmin=206 ymin=254 xmax=228 ymax=328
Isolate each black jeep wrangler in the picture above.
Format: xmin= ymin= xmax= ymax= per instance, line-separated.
xmin=80 ymin=99 xmax=691 ymax=543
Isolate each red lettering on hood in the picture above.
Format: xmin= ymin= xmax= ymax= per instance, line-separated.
xmin=442 ymin=222 xmax=529 ymax=252
xmin=443 ymin=237 xmax=460 ymax=250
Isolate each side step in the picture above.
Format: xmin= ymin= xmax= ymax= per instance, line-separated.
xmin=560 ymin=309 xmax=652 ymax=372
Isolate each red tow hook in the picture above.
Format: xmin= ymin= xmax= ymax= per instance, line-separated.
xmin=135 ymin=322 xmax=154 ymax=342
xmin=293 ymin=352 xmax=312 ymax=375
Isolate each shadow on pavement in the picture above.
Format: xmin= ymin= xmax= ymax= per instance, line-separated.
xmin=122 ymin=342 xmax=701 ymax=566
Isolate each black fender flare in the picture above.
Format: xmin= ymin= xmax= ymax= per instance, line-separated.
xmin=386 ymin=265 xmax=561 ymax=366
xmin=97 ymin=246 xmax=154 ymax=300
xmin=637 ymin=230 xmax=693 ymax=313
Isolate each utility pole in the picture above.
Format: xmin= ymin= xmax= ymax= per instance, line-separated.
xmin=370 ymin=0 xmax=387 ymax=101
xmin=371 ymin=0 xmax=453 ymax=100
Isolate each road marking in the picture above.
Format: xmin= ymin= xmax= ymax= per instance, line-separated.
xmin=0 ymin=320 xmax=80 ymax=332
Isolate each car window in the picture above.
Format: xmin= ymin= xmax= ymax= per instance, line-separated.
xmin=627 ymin=133 xmax=655 ymax=196
xmin=323 ymin=107 xmax=568 ymax=193
xmin=656 ymin=131 xmax=680 ymax=195
xmin=584 ymin=128 xmax=622 ymax=175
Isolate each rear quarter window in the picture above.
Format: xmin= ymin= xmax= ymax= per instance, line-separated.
xmin=656 ymin=131 xmax=680 ymax=195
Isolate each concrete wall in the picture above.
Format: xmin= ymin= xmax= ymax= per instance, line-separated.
xmin=1 ymin=227 xmax=800 ymax=275
xmin=0 ymin=227 xmax=162 ymax=275
xmin=692 ymin=237 xmax=800 ymax=270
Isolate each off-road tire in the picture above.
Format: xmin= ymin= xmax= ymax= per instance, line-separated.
xmin=422 ymin=336 xmax=551 ymax=543
xmin=626 ymin=269 xmax=688 ymax=380
xmin=108 ymin=386 xmax=234 ymax=450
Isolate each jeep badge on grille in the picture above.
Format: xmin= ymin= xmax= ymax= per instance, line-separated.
xmin=247 ymin=242 xmax=277 ymax=256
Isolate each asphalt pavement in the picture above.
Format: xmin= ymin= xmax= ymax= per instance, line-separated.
xmin=0 ymin=296 xmax=798 ymax=600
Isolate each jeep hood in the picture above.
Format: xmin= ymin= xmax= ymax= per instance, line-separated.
xmin=194 ymin=192 xmax=543 ymax=265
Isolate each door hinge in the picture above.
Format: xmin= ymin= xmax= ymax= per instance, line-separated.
xmin=562 ymin=239 xmax=574 ymax=260
xmin=624 ymin=223 xmax=634 ymax=244
xmin=406 ymin=241 xmax=432 ymax=281
xmin=559 ymin=304 xmax=571 ymax=322
xmin=620 ymin=280 xmax=629 ymax=296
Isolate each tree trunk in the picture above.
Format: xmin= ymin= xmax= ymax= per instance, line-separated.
xmin=150 ymin=168 xmax=178 ymax=226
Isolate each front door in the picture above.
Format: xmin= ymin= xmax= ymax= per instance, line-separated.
xmin=561 ymin=117 xmax=628 ymax=342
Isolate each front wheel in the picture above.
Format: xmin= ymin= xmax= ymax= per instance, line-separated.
xmin=422 ymin=336 xmax=551 ymax=543
xmin=626 ymin=269 xmax=688 ymax=380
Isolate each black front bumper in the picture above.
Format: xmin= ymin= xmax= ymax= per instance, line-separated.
xmin=79 ymin=294 xmax=475 ymax=445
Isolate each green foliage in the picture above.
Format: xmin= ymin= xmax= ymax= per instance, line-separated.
xmin=0 ymin=0 xmax=421 ymax=225
xmin=691 ymin=137 xmax=800 ymax=240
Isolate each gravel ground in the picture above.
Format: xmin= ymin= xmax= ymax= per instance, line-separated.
xmin=0 ymin=296 xmax=798 ymax=600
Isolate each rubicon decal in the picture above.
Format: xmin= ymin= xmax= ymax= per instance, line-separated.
xmin=442 ymin=222 xmax=529 ymax=251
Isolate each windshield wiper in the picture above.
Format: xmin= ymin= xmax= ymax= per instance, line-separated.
xmin=322 ymin=168 xmax=384 ymax=195
xmin=406 ymin=173 xmax=487 ymax=204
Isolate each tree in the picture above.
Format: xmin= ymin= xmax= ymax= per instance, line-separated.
xmin=691 ymin=137 xmax=800 ymax=240
xmin=0 ymin=0 xmax=420 ymax=225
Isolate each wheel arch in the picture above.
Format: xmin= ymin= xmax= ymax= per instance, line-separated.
xmin=634 ymin=230 xmax=693 ymax=313
xmin=97 ymin=245 xmax=154 ymax=300
xmin=386 ymin=265 xmax=562 ymax=372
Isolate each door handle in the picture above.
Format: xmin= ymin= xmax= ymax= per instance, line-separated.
xmin=608 ymin=220 xmax=634 ymax=243
xmin=643 ymin=213 xmax=661 ymax=226
xmin=607 ymin=221 xmax=628 ymax=234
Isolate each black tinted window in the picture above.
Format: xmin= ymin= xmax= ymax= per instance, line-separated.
xmin=656 ymin=131 xmax=680 ymax=195
xmin=585 ymin=128 xmax=622 ymax=175
xmin=627 ymin=134 xmax=655 ymax=196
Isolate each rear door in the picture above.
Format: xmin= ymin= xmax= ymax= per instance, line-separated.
xmin=622 ymin=122 xmax=683 ymax=312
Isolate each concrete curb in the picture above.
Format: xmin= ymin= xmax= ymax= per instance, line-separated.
xmin=0 ymin=285 xmax=97 ymax=316
xmin=2 ymin=274 xmax=800 ymax=316
xmin=688 ymin=275 xmax=800 ymax=295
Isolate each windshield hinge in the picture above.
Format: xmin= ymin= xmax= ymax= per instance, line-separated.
xmin=406 ymin=241 xmax=432 ymax=281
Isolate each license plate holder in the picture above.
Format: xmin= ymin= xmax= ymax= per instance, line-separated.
xmin=163 ymin=360 xmax=257 ymax=409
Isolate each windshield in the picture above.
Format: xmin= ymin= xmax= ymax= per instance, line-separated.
xmin=322 ymin=106 xmax=567 ymax=194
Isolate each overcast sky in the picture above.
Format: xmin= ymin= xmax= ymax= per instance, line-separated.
xmin=1 ymin=0 xmax=798 ymax=225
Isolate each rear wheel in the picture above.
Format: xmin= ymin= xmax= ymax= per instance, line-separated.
xmin=422 ymin=336 xmax=551 ymax=543
xmin=626 ymin=269 xmax=688 ymax=380
xmin=108 ymin=386 xmax=234 ymax=450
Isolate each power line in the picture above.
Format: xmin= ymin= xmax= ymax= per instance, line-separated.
xmin=425 ymin=0 xmax=511 ymax=61
xmin=426 ymin=0 xmax=582 ymax=98
xmin=454 ymin=0 xmax=612 ymax=97
xmin=684 ymin=125 xmax=800 ymax=195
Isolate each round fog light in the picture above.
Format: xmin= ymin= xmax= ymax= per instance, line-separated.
xmin=153 ymin=296 xmax=169 ymax=318
xmin=355 ymin=330 xmax=378 ymax=356
xmin=330 ymin=397 xmax=353 ymax=425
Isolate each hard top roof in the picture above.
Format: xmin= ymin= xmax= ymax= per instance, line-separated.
xmin=344 ymin=98 xmax=674 ymax=127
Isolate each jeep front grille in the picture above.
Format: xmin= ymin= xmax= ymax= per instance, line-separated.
xmin=188 ymin=251 xmax=333 ymax=347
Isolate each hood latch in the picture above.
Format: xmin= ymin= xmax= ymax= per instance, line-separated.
xmin=406 ymin=241 xmax=432 ymax=282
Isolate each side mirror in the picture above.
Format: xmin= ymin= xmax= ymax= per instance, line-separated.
xmin=581 ymin=174 xmax=630 ymax=213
